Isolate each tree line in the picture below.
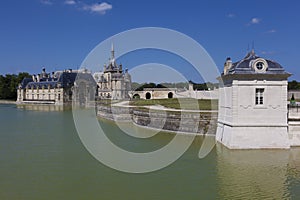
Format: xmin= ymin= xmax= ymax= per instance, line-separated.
xmin=0 ymin=73 xmax=31 ymax=100
xmin=288 ymin=80 xmax=300 ymax=90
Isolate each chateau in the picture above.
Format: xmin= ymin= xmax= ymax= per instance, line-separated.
xmin=94 ymin=44 xmax=132 ymax=100
xmin=17 ymin=68 xmax=96 ymax=105
xmin=17 ymin=45 xmax=132 ymax=104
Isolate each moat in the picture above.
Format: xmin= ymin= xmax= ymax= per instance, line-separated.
xmin=1 ymin=103 xmax=300 ymax=199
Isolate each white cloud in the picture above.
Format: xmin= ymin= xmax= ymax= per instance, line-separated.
xmin=64 ymin=0 xmax=76 ymax=5
xmin=266 ymin=29 xmax=276 ymax=33
xmin=227 ymin=13 xmax=235 ymax=18
xmin=261 ymin=51 xmax=276 ymax=55
xmin=83 ymin=2 xmax=112 ymax=14
xmin=40 ymin=0 xmax=53 ymax=5
xmin=250 ymin=17 xmax=261 ymax=24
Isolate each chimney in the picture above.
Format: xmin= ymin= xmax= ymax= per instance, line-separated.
xmin=224 ymin=57 xmax=232 ymax=75
xmin=188 ymin=81 xmax=194 ymax=92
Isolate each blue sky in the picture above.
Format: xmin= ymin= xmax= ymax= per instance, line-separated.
xmin=0 ymin=0 xmax=299 ymax=82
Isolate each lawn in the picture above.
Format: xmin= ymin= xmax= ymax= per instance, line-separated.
xmin=129 ymin=98 xmax=218 ymax=110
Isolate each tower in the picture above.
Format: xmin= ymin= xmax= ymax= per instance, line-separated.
xmin=97 ymin=44 xmax=132 ymax=100
xmin=216 ymin=50 xmax=291 ymax=149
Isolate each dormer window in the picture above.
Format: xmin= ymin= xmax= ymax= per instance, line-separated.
xmin=252 ymin=58 xmax=268 ymax=73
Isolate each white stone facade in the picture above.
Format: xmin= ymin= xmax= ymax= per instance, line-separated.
xmin=216 ymin=50 xmax=292 ymax=149
xmin=18 ymin=87 xmax=65 ymax=105
xmin=130 ymin=86 xmax=218 ymax=100
xmin=217 ymin=80 xmax=290 ymax=149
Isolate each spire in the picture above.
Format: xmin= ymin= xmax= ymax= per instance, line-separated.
xmin=244 ymin=41 xmax=256 ymax=59
xmin=251 ymin=41 xmax=255 ymax=55
xmin=111 ymin=43 xmax=115 ymax=59
xmin=251 ymin=41 xmax=255 ymax=56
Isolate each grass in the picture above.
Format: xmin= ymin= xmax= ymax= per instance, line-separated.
xmin=129 ymin=98 xmax=218 ymax=110
xmin=96 ymin=99 xmax=122 ymax=106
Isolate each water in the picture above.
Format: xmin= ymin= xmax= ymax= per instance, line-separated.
xmin=1 ymin=104 xmax=300 ymax=199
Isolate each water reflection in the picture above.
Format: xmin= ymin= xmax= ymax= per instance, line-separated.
xmin=289 ymin=148 xmax=300 ymax=179
xmin=216 ymin=144 xmax=296 ymax=199
xmin=17 ymin=104 xmax=70 ymax=112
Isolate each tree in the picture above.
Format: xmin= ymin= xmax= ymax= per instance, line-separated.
xmin=0 ymin=72 xmax=31 ymax=100
xmin=288 ymin=80 xmax=300 ymax=90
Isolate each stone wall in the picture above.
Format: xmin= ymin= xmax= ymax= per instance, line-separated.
xmin=289 ymin=121 xmax=300 ymax=146
xmin=97 ymin=105 xmax=133 ymax=122
xmin=132 ymin=110 xmax=217 ymax=134
xmin=97 ymin=104 xmax=217 ymax=135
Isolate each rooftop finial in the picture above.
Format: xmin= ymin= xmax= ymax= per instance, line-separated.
xmin=248 ymin=41 xmax=255 ymax=56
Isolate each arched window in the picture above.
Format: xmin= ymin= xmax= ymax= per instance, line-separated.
xmin=168 ymin=92 xmax=173 ymax=99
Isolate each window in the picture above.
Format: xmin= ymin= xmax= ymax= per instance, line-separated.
xmin=256 ymin=62 xmax=264 ymax=70
xmin=255 ymin=88 xmax=264 ymax=105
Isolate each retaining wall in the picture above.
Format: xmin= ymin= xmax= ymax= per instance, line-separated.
xmin=97 ymin=104 xmax=217 ymax=135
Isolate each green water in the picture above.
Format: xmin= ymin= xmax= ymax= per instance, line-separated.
xmin=1 ymin=104 xmax=300 ymax=199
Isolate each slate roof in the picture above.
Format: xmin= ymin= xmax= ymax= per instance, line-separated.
xmin=26 ymin=81 xmax=58 ymax=89
xmin=227 ymin=50 xmax=289 ymax=75
xmin=20 ymin=71 xmax=96 ymax=89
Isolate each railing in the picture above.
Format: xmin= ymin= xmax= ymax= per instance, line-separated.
xmin=288 ymin=103 xmax=300 ymax=120
xmin=288 ymin=103 xmax=300 ymax=112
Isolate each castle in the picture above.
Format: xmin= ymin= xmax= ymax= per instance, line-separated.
xmin=94 ymin=44 xmax=132 ymax=100
xmin=17 ymin=45 xmax=132 ymax=104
